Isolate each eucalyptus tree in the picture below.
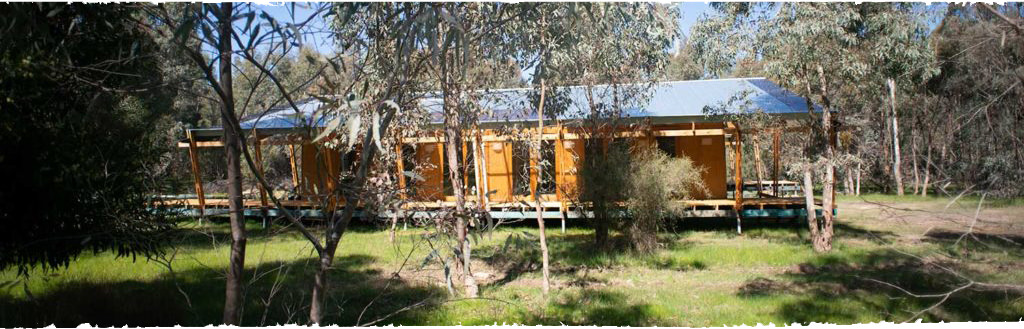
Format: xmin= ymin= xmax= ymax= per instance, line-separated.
xmin=924 ymin=4 xmax=1024 ymax=197
xmin=412 ymin=3 xmax=539 ymax=297
xmin=143 ymin=3 xmax=251 ymax=323
xmin=693 ymin=3 xmax=868 ymax=252
xmin=858 ymin=3 xmax=938 ymax=196
xmin=516 ymin=3 xmax=679 ymax=247
xmin=145 ymin=3 xmax=365 ymax=323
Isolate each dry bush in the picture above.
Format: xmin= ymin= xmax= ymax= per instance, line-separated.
xmin=625 ymin=146 xmax=705 ymax=253
xmin=578 ymin=142 xmax=705 ymax=253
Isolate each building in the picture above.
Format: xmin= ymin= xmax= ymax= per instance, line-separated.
xmin=166 ymin=78 xmax=826 ymax=225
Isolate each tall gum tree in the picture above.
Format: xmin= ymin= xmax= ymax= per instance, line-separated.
xmin=693 ymin=3 xmax=865 ymax=252
xmin=511 ymin=3 xmax=679 ymax=248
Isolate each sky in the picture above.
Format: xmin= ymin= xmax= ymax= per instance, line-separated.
xmin=256 ymin=2 xmax=716 ymax=56
xmin=252 ymin=2 xmax=948 ymax=82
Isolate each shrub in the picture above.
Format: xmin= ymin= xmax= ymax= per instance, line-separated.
xmin=577 ymin=141 xmax=705 ymax=253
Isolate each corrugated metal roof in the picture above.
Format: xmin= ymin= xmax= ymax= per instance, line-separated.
xmin=228 ymin=77 xmax=814 ymax=132
xmin=238 ymin=98 xmax=328 ymax=130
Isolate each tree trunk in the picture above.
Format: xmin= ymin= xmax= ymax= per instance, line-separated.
xmin=389 ymin=211 xmax=399 ymax=243
xmin=815 ymin=65 xmax=834 ymax=252
xmin=922 ymin=140 xmax=931 ymax=197
xmin=911 ymin=131 xmax=920 ymax=195
xmin=218 ymin=3 xmax=246 ymax=325
xmin=308 ymin=104 xmax=399 ymax=324
xmin=855 ymin=162 xmax=862 ymax=196
xmin=534 ymin=79 xmax=551 ymax=295
xmin=888 ymin=78 xmax=904 ymax=196
xmin=309 ymin=238 xmax=338 ymax=324
xmin=803 ymin=168 xmax=822 ymax=249
xmin=446 ymin=121 xmax=477 ymax=297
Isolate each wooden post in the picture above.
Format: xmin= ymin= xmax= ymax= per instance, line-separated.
xmin=288 ymin=144 xmax=300 ymax=190
xmin=186 ymin=130 xmax=206 ymax=218
xmin=477 ymin=133 xmax=490 ymax=210
xmin=471 ymin=133 xmax=483 ymax=203
xmin=773 ymin=129 xmax=781 ymax=196
xmin=556 ymin=124 xmax=566 ymax=233
xmin=254 ymin=136 xmax=269 ymax=226
xmin=396 ymin=143 xmax=407 ymax=197
xmin=392 ymin=142 xmax=408 ymax=242
xmin=733 ymin=124 xmax=744 ymax=235
xmin=462 ymin=140 xmax=471 ymax=203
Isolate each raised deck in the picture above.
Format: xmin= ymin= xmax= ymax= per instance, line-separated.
xmin=152 ymin=196 xmax=827 ymax=220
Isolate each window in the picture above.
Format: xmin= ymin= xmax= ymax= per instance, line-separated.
xmin=512 ymin=142 xmax=531 ymax=196
xmin=538 ymin=140 xmax=556 ymax=194
xmin=510 ymin=141 xmax=558 ymax=196
xmin=656 ymin=137 xmax=676 ymax=157
xmin=400 ymin=144 xmax=417 ymax=195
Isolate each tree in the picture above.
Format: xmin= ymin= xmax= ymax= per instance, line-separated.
xmin=0 ymin=4 xmax=172 ymax=274
xmin=921 ymin=4 xmax=1024 ymax=197
xmin=144 ymin=3 xmax=253 ymax=323
xmin=693 ymin=3 xmax=943 ymax=250
xmin=524 ymin=3 xmax=679 ymax=247
xmin=858 ymin=3 xmax=937 ymax=196
xmin=665 ymin=36 xmax=704 ymax=81
xmin=693 ymin=3 xmax=862 ymax=252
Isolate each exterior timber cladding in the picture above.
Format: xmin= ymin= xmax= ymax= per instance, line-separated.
xmin=397 ymin=123 xmax=729 ymax=204
xmin=180 ymin=77 xmax=820 ymax=214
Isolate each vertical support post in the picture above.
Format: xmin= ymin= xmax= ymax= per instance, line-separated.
xmin=396 ymin=143 xmax=407 ymax=197
xmin=560 ymin=206 xmax=567 ymax=234
xmin=733 ymin=124 xmax=744 ymax=235
xmin=773 ymin=129 xmax=781 ymax=197
xmin=288 ymin=143 xmax=300 ymax=190
xmin=529 ymin=143 xmax=538 ymax=201
xmin=394 ymin=141 xmax=408 ymax=238
xmin=462 ymin=139 xmax=470 ymax=203
xmin=186 ymin=130 xmax=206 ymax=218
xmin=476 ymin=133 xmax=490 ymax=210
xmin=556 ymin=124 xmax=566 ymax=233
xmin=254 ymin=136 xmax=269 ymax=227
xmin=471 ymin=133 xmax=483 ymax=203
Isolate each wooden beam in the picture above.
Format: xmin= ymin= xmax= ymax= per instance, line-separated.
xmin=186 ymin=131 xmax=206 ymax=216
xmin=400 ymin=128 xmax=726 ymax=144
xmin=288 ymin=144 xmax=300 ymax=190
xmin=471 ymin=131 xmax=485 ymax=203
xmin=253 ymin=137 xmax=269 ymax=211
xmin=177 ymin=140 xmax=225 ymax=148
xmin=476 ymin=133 xmax=490 ymax=209
xmin=772 ymin=129 xmax=781 ymax=196
xmin=396 ymin=143 xmax=407 ymax=199
xmin=733 ymin=122 xmax=743 ymax=234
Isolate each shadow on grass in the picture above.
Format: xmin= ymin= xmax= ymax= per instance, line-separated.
xmin=526 ymin=289 xmax=667 ymax=326
xmin=923 ymin=229 xmax=1024 ymax=257
xmin=0 ymin=253 xmax=446 ymax=326
xmin=479 ymin=230 xmax=707 ymax=289
xmin=736 ymin=249 xmax=1024 ymax=323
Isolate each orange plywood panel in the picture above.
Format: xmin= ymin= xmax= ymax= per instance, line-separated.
xmin=678 ymin=135 xmax=727 ymax=199
xmin=556 ymin=138 xmax=584 ymax=200
xmin=414 ymin=143 xmax=444 ymax=201
xmin=299 ymin=143 xmax=341 ymax=199
xmin=484 ymin=141 xmax=514 ymax=202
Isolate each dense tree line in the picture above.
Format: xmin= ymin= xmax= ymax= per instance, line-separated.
xmin=0 ymin=4 xmax=175 ymax=273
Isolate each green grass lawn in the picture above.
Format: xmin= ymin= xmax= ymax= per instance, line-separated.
xmin=3 ymin=195 xmax=1023 ymax=326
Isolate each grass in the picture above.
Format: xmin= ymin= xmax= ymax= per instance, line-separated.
xmin=2 ymin=196 xmax=1023 ymax=326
